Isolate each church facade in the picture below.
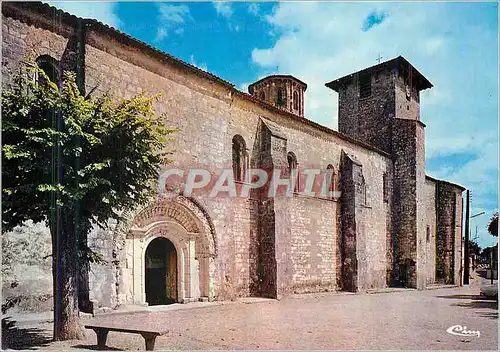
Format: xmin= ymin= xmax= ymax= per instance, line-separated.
xmin=2 ymin=2 xmax=465 ymax=310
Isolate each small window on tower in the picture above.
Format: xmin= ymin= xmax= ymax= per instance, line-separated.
xmin=383 ymin=172 xmax=389 ymax=203
xmin=293 ymin=91 xmax=299 ymax=110
xmin=426 ymin=226 xmax=431 ymax=242
xmin=260 ymin=91 xmax=265 ymax=101
xmin=277 ymin=88 xmax=284 ymax=107
xmin=359 ymin=72 xmax=371 ymax=99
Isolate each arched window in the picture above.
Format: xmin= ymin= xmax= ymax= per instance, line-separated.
xmin=293 ymin=91 xmax=299 ymax=111
xmin=259 ymin=91 xmax=265 ymax=101
xmin=276 ymin=88 xmax=284 ymax=107
xmin=383 ymin=172 xmax=389 ymax=203
xmin=287 ymin=151 xmax=298 ymax=193
xmin=36 ymin=55 xmax=59 ymax=85
xmin=326 ymin=164 xmax=335 ymax=198
xmin=232 ymin=135 xmax=248 ymax=182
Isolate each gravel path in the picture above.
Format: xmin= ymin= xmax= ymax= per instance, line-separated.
xmin=3 ymin=282 xmax=497 ymax=350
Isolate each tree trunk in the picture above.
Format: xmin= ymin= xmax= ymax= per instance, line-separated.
xmin=52 ymin=208 xmax=85 ymax=341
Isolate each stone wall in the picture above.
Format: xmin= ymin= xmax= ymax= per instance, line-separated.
xmin=415 ymin=118 xmax=427 ymax=291
xmin=289 ymin=196 xmax=336 ymax=293
xmin=87 ymin=221 xmax=120 ymax=309
xmin=423 ymin=178 xmax=437 ymax=285
xmin=391 ymin=119 xmax=418 ymax=287
xmin=453 ymin=187 xmax=464 ymax=285
xmin=339 ymin=152 xmax=362 ymax=292
xmin=1 ymin=221 xmax=52 ymax=313
xmin=435 ymin=181 xmax=464 ymax=285
xmin=384 ymin=165 xmax=394 ymax=286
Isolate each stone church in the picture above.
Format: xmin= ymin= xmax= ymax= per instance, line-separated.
xmin=2 ymin=2 xmax=465 ymax=311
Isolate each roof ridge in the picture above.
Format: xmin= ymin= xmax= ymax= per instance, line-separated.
xmin=35 ymin=1 xmax=236 ymax=89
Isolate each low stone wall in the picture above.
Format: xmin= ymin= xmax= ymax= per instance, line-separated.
xmin=2 ymin=221 xmax=52 ymax=313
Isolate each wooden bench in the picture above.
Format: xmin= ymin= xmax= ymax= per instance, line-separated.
xmin=85 ymin=324 xmax=169 ymax=351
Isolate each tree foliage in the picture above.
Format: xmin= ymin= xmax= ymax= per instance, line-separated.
xmin=2 ymin=69 xmax=176 ymax=339
xmin=468 ymin=240 xmax=481 ymax=257
xmin=488 ymin=212 xmax=498 ymax=237
xmin=3 ymin=69 xmax=175 ymax=233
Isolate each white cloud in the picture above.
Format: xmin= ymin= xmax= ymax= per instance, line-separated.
xmin=155 ymin=27 xmax=168 ymax=42
xmin=250 ymin=2 xmax=498 ymax=248
xmin=248 ymin=3 xmax=260 ymax=16
xmin=420 ymin=37 xmax=445 ymax=55
xmin=189 ymin=54 xmax=208 ymax=72
xmin=158 ymin=3 xmax=190 ymax=23
xmin=213 ymin=2 xmax=241 ymax=32
xmin=47 ymin=1 xmax=121 ymax=28
xmin=155 ymin=4 xmax=191 ymax=42
xmin=213 ymin=2 xmax=233 ymax=18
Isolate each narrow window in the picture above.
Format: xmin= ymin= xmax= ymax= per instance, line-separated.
xmin=359 ymin=72 xmax=371 ymax=98
xmin=426 ymin=226 xmax=431 ymax=242
xmin=36 ymin=55 xmax=59 ymax=85
xmin=361 ymin=174 xmax=368 ymax=205
xmin=383 ymin=172 xmax=389 ymax=203
xmin=293 ymin=91 xmax=299 ymax=111
xmin=326 ymin=164 xmax=335 ymax=199
xmin=259 ymin=91 xmax=265 ymax=101
xmin=232 ymin=135 xmax=248 ymax=182
xmin=277 ymin=88 xmax=284 ymax=107
xmin=287 ymin=151 xmax=298 ymax=193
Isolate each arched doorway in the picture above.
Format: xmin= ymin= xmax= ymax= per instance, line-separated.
xmin=145 ymin=237 xmax=177 ymax=305
xmin=121 ymin=196 xmax=218 ymax=305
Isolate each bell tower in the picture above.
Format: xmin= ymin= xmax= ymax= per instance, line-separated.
xmin=248 ymin=75 xmax=307 ymax=117
xmin=325 ymin=56 xmax=432 ymax=153
xmin=326 ymin=56 xmax=434 ymax=290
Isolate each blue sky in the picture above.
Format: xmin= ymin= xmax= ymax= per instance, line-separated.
xmin=49 ymin=1 xmax=498 ymax=249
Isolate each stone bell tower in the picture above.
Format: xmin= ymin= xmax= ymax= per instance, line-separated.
xmin=248 ymin=75 xmax=307 ymax=117
xmin=326 ymin=56 xmax=434 ymax=290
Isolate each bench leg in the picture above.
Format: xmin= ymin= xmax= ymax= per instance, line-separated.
xmin=141 ymin=333 xmax=157 ymax=351
xmin=93 ymin=328 xmax=109 ymax=349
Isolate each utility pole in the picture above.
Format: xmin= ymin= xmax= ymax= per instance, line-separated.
xmin=464 ymin=190 xmax=470 ymax=285
xmin=470 ymin=226 xmax=479 ymax=269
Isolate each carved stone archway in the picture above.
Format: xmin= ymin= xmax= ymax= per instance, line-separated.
xmin=119 ymin=196 xmax=217 ymax=305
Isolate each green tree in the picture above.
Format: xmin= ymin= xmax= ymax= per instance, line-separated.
xmin=488 ymin=212 xmax=498 ymax=237
xmin=2 ymin=69 xmax=176 ymax=340
xmin=468 ymin=240 xmax=481 ymax=257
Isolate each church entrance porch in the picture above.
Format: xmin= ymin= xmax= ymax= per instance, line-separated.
xmin=145 ymin=237 xmax=177 ymax=305
xmin=119 ymin=196 xmax=218 ymax=306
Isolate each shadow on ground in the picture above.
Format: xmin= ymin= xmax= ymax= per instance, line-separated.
xmin=71 ymin=344 xmax=123 ymax=351
xmin=1 ymin=317 xmax=52 ymax=350
xmin=437 ymin=294 xmax=498 ymax=320
xmin=437 ymin=294 xmax=483 ymax=300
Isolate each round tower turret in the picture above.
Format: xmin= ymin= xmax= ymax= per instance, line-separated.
xmin=248 ymin=75 xmax=307 ymax=117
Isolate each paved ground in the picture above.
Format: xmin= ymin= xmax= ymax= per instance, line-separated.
xmin=2 ymin=278 xmax=498 ymax=350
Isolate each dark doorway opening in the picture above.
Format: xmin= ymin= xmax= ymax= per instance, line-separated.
xmin=145 ymin=237 xmax=177 ymax=305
